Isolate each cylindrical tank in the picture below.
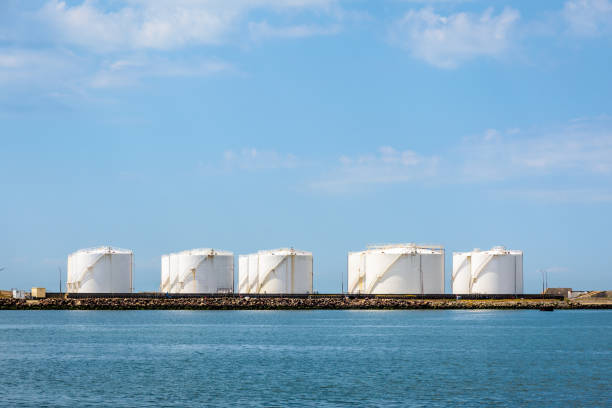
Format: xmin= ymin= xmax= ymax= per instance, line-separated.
xmin=347 ymin=244 xmax=445 ymax=294
xmin=452 ymin=246 xmax=523 ymax=294
xmin=238 ymin=248 xmax=313 ymax=294
xmin=66 ymin=246 xmax=133 ymax=293
xmin=162 ymin=249 xmax=233 ymax=294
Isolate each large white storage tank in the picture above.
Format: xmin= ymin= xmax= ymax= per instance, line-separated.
xmin=347 ymin=244 xmax=445 ymax=294
xmin=162 ymin=249 xmax=233 ymax=294
xmin=238 ymin=248 xmax=313 ymax=294
xmin=452 ymin=246 xmax=523 ymax=294
xmin=67 ymin=246 xmax=133 ymax=293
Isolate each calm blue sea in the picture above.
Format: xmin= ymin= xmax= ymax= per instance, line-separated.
xmin=0 ymin=310 xmax=610 ymax=407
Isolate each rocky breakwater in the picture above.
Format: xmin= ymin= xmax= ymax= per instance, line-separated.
xmin=1 ymin=297 xmax=610 ymax=310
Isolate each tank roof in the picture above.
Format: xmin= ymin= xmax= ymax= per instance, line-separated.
xmin=349 ymin=243 xmax=444 ymax=255
xmin=240 ymin=248 xmax=312 ymax=256
xmin=165 ymin=248 xmax=233 ymax=256
xmin=70 ymin=246 xmax=133 ymax=256
xmin=453 ymin=246 xmax=522 ymax=256
xmin=367 ymin=243 xmax=443 ymax=250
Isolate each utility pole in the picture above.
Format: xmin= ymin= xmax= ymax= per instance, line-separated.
xmin=59 ymin=267 xmax=62 ymax=294
xmin=341 ymin=266 xmax=344 ymax=295
xmin=540 ymin=269 xmax=549 ymax=293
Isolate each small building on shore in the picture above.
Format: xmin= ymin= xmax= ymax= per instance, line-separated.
xmin=31 ymin=287 xmax=46 ymax=298
xmin=544 ymin=288 xmax=572 ymax=298
xmin=12 ymin=289 xmax=26 ymax=299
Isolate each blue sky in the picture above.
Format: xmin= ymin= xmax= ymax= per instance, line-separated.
xmin=1 ymin=0 xmax=611 ymax=293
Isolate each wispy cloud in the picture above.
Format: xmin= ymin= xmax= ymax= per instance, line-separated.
xmin=0 ymin=48 xmax=233 ymax=95
xmin=3 ymin=0 xmax=611 ymax=94
xmin=492 ymin=188 xmax=612 ymax=204
xmin=390 ymin=7 xmax=520 ymax=68
xmin=249 ymin=21 xmax=340 ymax=40
xmin=388 ymin=1 xmax=612 ymax=68
xmin=0 ymin=48 xmax=83 ymax=86
xmin=38 ymin=0 xmax=339 ymax=52
xmin=223 ymin=148 xmax=302 ymax=170
xmin=217 ymin=117 xmax=612 ymax=201
xmin=563 ymin=0 xmax=612 ymax=36
xmin=308 ymin=146 xmax=440 ymax=193
xmin=0 ymin=0 xmax=342 ymax=97
xmin=90 ymin=56 xmax=234 ymax=88
xmin=459 ymin=120 xmax=612 ymax=182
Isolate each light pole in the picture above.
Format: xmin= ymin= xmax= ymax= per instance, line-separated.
xmin=540 ymin=269 xmax=549 ymax=293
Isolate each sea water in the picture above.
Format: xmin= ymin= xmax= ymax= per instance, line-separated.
xmin=0 ymin=310 xmax=610 ymax=407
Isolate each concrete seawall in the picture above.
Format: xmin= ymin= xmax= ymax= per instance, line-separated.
xmin=1 ymin=297 xmax=610 ymax=310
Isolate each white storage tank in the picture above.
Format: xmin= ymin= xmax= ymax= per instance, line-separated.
xmin=452 ymin=246 xmax=523 ymax=294
xmin=162 ymin=249 xmax=233 ymax=294
xmin=67 ymin=246 xmax=133 ymax=293
xmin=238 ymin=248 xmax=313 ymax=294
xmin=347 ymin=244 xmax=445 ymax=294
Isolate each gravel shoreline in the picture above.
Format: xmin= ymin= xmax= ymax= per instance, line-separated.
xmin=1 ymin=297 xmax=610 ymax=310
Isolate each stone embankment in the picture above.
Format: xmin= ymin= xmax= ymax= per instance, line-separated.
xmin=0 ymin=297 xmax=610 ymax=310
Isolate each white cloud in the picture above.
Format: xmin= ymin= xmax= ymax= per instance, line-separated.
xmin=223 ymin=148 xmax=301 ymax=170
xmin=38 ymin=0 xmax=339 ymax=52
xmin=39 ymin=0 xmax=236 ymax=51
xmin=493 ymin=189 xmax=612 ymax=204
xmin=0 ymin=0 xmax=342 ymax=96
xmin=309 ymin=146 xmax=440 ymax=193
xmin=390 ymin=7 xmax=519 ymax=68
xmin=0 ymin=48 xmax=83 ymax=86
xmin=563 ymin=0 xmax=612 ymax=36
xmin=0 ymin=48 xmax=233 ymax=94
xmin=249 ymin=21 xmax=340 ymax=40
xmin=460 ymin=121 xmax=612 ymax=182
xmin=302 ymin=118 xmax=612 ymax=200
xmin=211 ymin=118 xmax=612 ymax=203
xmin=90 ymin=56 xmax=233 ymax=88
